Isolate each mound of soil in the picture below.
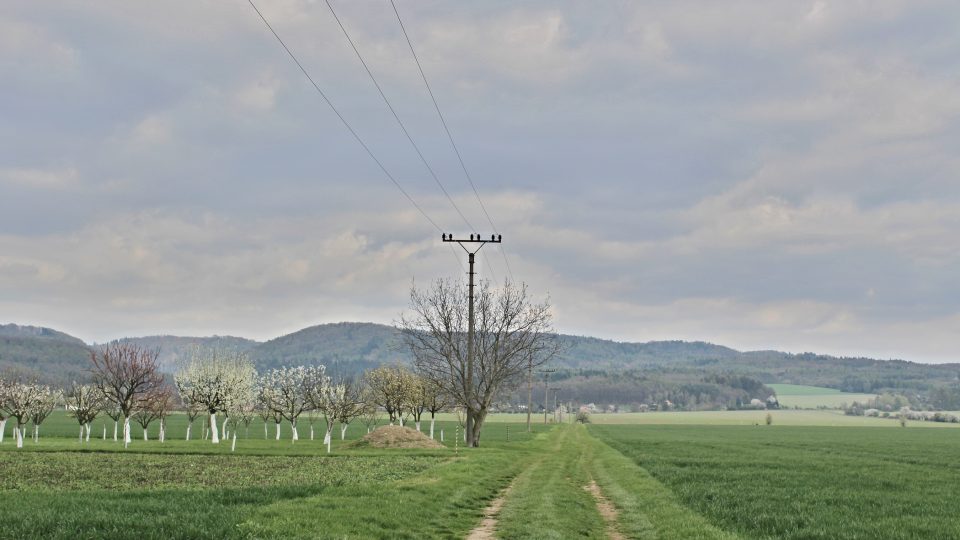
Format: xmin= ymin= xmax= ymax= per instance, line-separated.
xmin=351 ymin=425 xmax=445 ymax=449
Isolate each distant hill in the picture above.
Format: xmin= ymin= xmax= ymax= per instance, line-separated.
xmin=250 ymin=322 xmax=403 ymax=377
xmin=119 ymin=335 xmax=259 ymax=371
xmin=2 ymin=321 xmax=959 ymax=407
xmin=0 ymin=324 xmax=91 ymax=385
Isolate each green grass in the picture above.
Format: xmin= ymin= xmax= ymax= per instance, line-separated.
xmin=582 ymin=409 xmax=960 ymax=427
xmin=767 ymin=384 xmax=878 ymax=408
xmin=496 ymin=426 xmax=607 ymax=539
xmin=592 ymin=424 xmax=960 ymax=539
xmin=0 ymin=416 xmax=550 ymax=539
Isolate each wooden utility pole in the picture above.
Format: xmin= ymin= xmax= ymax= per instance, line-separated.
xmin=526 ymin=352 xmax=533 ymax=432
xmin=442 ymin=233 xmax=501 ymax=447
xmin=539 ymin=369 xmax=556 ymax=424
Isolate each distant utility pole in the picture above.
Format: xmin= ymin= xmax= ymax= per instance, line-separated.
xmin=538 ymin=369 xmax=556 ymax=424
xmin=442 ymin=233 xmax=501 ymax=447
xmin=526 ymin=352 xmax=533 ymax=432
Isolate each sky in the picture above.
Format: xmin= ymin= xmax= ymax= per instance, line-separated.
xmin=2 ymin=1 xmax=959 ymax=362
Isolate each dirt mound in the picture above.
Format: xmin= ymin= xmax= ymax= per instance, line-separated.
xmin=351 ymin=425 xmax=445 ymax=449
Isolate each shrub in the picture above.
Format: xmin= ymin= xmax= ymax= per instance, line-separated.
xmin=575 ymin=411 xmax=591 ymax=424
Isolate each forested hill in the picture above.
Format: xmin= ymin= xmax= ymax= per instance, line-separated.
xmin=2 ymin=321 xmax=958 ymax=396
xmin=0 ymin=324 xmax=91 ymax=384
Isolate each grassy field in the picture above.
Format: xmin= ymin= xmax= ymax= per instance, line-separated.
xmin=767 ymin=383 xmax=878 ymax=408
xmin=591 ymin=424 xmax=960 ymax=539
xmin=4 ymin=410 xmax=959 ymax=538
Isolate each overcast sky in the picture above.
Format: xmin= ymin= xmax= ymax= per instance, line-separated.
xmin=2 ymin=1 xmax=959 ymax=362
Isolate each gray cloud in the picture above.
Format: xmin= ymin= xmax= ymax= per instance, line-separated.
xmin=2 ymin=1 xmax=959 ymax=362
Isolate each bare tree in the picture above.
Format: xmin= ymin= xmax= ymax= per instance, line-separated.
xmin=423 ymin=379 xmax=449 ymax=440
xmin=66 ymin=383 xmax=104 ymax=443
xmin=90 ymin=343 xmax=164 ymax=447
xmin=400 ymin=278 xmax=559 ymax=447
xmin=133 ymin=386 xmax=173 ymax=441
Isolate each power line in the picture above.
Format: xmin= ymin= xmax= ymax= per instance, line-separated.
xmin=389 ymin=0 xmax=515 ymax=283
xmin=324 ymin=0 xmax=474 ymax=232
xmin=245 ymin=0 xmax=464 ymax=272
xmin=324 ymin=0 xmax=496 ymax=282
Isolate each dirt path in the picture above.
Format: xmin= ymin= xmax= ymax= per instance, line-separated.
xmin=585 ymin=479 xmax=626 ymax=540
xmin=465 ymin=481 xmax=514 ymax=540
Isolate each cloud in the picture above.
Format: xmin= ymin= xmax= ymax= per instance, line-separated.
xmin=1 ymin=1 xmax=959 ymax=363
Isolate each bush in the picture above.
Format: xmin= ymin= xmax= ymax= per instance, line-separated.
xmin=575 ymin=411 xmax=591 ymax=424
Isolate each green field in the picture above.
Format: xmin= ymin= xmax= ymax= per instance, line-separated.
xmin=3 ymin=411 xmax=959 ymax=538
xmin=767 ymin=383 xmax=878 ymax=408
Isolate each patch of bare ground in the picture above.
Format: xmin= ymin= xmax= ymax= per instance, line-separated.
xmin=585 ymin=480 xmax=625 ymax=540
xmin=349 ymin=425 xmax=445 ymax=449
xmin=466 ymin=481 xmax=514 ymax=540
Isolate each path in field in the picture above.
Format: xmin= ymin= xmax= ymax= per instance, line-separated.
xmin=584 ymin=479 xmax=625 ymax=540
xmin=465 ymin=479 xmax=516 ymax=540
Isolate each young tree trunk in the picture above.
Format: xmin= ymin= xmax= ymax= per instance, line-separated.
xmin=263 ymin=422 xmax=268 ymax=439
xmin=440 ymin=429 xmax=444 ymax=442
xmin=310 ymin=425 xmax=314 ymax=441
xmin=123 ymin=416 xmax=132 ymax=447
xmin=430 ymin=417 xmax=435 ymax=439
xmin=16 ymin=424 xmax=24 ymax=448
xmin=324 ymin=427 xmax=332 ymax=454
xmin=274 ymin=422 xmax=281 ymax=440
xmin=143 ymin=428 xmax=148 ymax=441
xmin=113 ymin=420 xmax=118 ymax=442
xmin=186 ymin=422 xmax=192 ymax=441
xmin=209 ymin=412 xmax=220 ymax=444
xmin=159 ymin=419 xmax=165 ymax=443
xmin=0 ymin=418 xmax=6 ymax=444
xmin=340 ymin=424 xmax=347 ymax=440
xmin=103 ymin=424 xmax=106 ymax=440
xmin=398 ymin=416 xmax=404 ymax=427
xmin=221 ymin=417 xmax=228 ymax=441
xmin=231 ymin=432 xmax=237 ymax=452
xmin=79 ymin=426 xmax=84 ymax=443
xmin=34 ymin=424 xmax=39 ymax=443
xmin=291 ymin=418 xmax=299 ymax=442
xmin=85 ymin=423 xmax=91 ymax=442
xmin=415 ymin=421 xmax=421 ymax=432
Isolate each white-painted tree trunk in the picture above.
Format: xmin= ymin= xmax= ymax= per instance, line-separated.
xmin=102 ymin=424 xmax=106 ymax=440
xmin=367 ymin=427 xmax=371 ymax=434
xmin=123 ymin=416 xmax=132 ymax=447
xmin=113 ymin=420 xmax=118 ymax=442
xmin=231 ymin=432 xmax=237 ymax=452
xmin=263 ymin=422 xmax=268 ymax=439
xmin=415 ymin=421 xmax=421 ymax=432
xmin=399 ymin=417 xmax=404 ymax=427
xmin=186 ymin=422 xmax=192 ymax=441
xmin=85 ymin=423 xmax=91 ymax=442
xmin=340 ymin=424 xmax=347 ymax=440
xmin=275 ymin=422 xmax=281 ymax=440
xmin=0 ymin=419 xmax=6 ymax=444
xmin=16 ymin=425 xmax=24 ymax=448
xmin=430 ymin=418 xmax=435 ymax=439
xmin=291 ymin=419 xmax=299 ymax=442
xmin=79 ymin=426 xmax=84 ymax=443
xmin=324 ymin=428 xmax=332 ymax=454
xmin=221 ymin=417 xmax=228 ymax=441
xmin=143 ymin=428 xmax=148 ymax=441
xmin=440 ymin=429 xmax=444 ymax=442
xmin=159 ymin=420 xmax=165 ymax=443
xmin=310 ymin=425 xmax=314 ymax=440
xmin=209 ymin=412 xmax=220 ymax=444
xmin=33 ymin=424 xmax=39 ymax=442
